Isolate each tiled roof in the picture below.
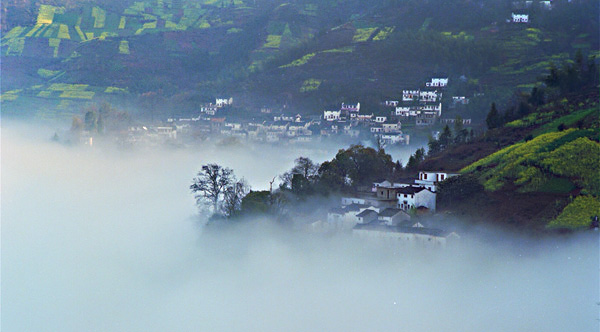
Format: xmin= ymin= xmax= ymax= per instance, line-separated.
xmin=353 ymin=222 xmax=449 ymax=237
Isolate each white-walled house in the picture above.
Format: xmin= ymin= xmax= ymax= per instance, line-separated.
xmin=425 ymin=78 xmax=448 ymax=88
xmin=201 ymin=105 xmax=218 ymax=115
xmin=355 ymin=114 xmax=374 ymax=122
xmin=153 ymin=126 xmax=177 ymax=140
xmin=539 ymin=0 xmax=552 ymax=10
xmin=308 ymin=220 xmax=329 ymax=233
xmin=376 ymin=186 xmax=405 ymax=202
xmin=396 ymin=187 xmax=436 ymax=212
xmin=419 ymin=90 xmax=441 ymax=102
xmin=414 ymin=171 xmax=459 ymax=192
xmin=342 ymin=197 xmax=367 ymax=206
xmin=382 ymin=120 xmax=401 ymax=133
xmin=377 ymin=208 xmax=411 ymax=226
xmin=225 ymin=122 xmax=242 ymax=130
xmin=372 ymin=180 xmax=393 ymax=192
xmin=324 ymin=110 xmax=342 ymax=121
xmin=452 ymin=96 xmax=469 ymax=105
xmin=512 ymin=13 xmax=529 ymax=23
xmin=215 ymin=98 xmax=233 ymax=107
xmin=385 ymin=100 xmax=399 ymax=107
xmin=380 ymin=133 xmax=409 ymax=145
xmin=356 ymin=209 xmax=379 ymax=224
xmin=341 ymin=102 xmax=360 ymax=112
xmin=327 ymin=203 xmax=375 ymax=230
xmin=440 ymin=118 xmax=472 ymax=125
xmin=352 ymin=223 xmax=459 ymax=247
xmin=372 ymin=178 xmax=418 ymax=192
xmin=374 ymin=116 xmax=387 ymax=123
xmin=327 ymin=207 xmax=354 ymax=231
xmin=402 ymin=90 xmax=420 ymax=101
xmin=394 ymin=106 xmax=411 ymax=117
xmin=273 ymin=114 xmax=297 ymax=122
xmin=422 ymin=103 xmax=442 ymax=116
xmin=341 ymin=195 xmax=394 ymax=208
xmin=416 ymin=113 xmax=437 ymax=126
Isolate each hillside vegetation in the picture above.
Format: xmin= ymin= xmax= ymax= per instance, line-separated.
xmin=458 ymin=106 xmax=600 ymax=230
xmin=425 ymin=56 xmax=599 ymax=231
xmin=1 ymin=0 xmax=598 ymax=121
xmin=462 ymin=128 xmax=599 ymax=194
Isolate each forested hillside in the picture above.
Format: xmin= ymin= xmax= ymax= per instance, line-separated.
xmin=1 ymin=0 xmax=598 ymax=122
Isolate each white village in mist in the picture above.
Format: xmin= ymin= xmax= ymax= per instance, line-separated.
xmin=1 ymin=0 xmax=599 ymax=331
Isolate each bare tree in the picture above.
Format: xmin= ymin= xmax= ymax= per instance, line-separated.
xmin=222 ymin=178 xmax=250 ymax=217
xmin=190 ymin=164 xmax=233 ymax=213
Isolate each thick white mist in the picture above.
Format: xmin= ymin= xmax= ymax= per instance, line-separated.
xmin=2 ymin=124 xmax=598 ymax=331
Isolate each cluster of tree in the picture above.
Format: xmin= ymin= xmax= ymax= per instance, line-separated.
xmin=427 ymin=117 xmax=475 ymax=156
xmin=436 ymin=174 xmax=484 ymax=209
xmin=486 ymin=52 xmax=598 ymax=130
xmin=276 ymin=145 xmax=402 ymax=198
xmin=70 ymin=102 xmax=131 ymax=135
xmin=190 ymin=164 xmax=250 ymax=219
xmin=545 ymin=51 xmax=599 ymax=97
xmin=203 ymin=146 xmax=396 ymax=222
xmin=189 ymin=146 xmax=403 ymax=220
xmin=404 ymin=147 xmax=425 ymax=172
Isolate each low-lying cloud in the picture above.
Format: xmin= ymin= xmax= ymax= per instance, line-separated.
xmin=2 ymin=123 xmax=598 ymax=331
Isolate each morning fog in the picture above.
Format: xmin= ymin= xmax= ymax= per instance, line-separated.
xmin=2 ymin=124 xmax=598 ymax=331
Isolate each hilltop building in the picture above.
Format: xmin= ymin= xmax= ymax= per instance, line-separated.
xmin=425 ymin=78 xmax=448 ymax=88
xmin=511 ymin=13 xmax=529 ymax=23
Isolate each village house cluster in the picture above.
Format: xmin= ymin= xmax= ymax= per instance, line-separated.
xmin=322 ymin=102 xmax=410 ymax=146
xmin=310 ymin=171 xmax=460 ymax=247
xmin=385 ymin=77 xmax=448 ymax=126
xmin=510 ymin=0 xmax=554 ymax=23
xmin=150 ymin=98 xmax=412 ymax=146
xmin=125 ymin=76 xmax=478 ymax=147
xmin=511 ymin=0 xmax=553 ymax=11
xmin=385 ymin=76 xmax=474 ymax=127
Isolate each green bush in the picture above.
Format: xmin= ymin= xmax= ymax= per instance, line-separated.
xmin=547 ymin=196 xmax=600 ymax=229
xmin=462 ymin=130 xmax=600 ymax=193
xmin=540 ymin=137 xmax=600 ymax=194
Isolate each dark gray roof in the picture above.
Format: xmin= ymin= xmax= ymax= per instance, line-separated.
xmin=420 ymin=171 xmax=461 ymax=175
xmin=356 ymin=209 xmax=378 ymax=218
xmin=378 ymin=208 xmax=405 ymax=217
xmin=396 ymin=186 xmax=428 ymax=195
xmin=353 ymin=222 xmax=450 ymax=237
xmin=345 ymin=203 xmax=369 ymax=212
xmin=395 ymin=178 xmax=416 ymax=185
xmin=328 ymin=207 xmax=347 ymax=214
xmin=373 ymin=178 xmax=390 ymax=184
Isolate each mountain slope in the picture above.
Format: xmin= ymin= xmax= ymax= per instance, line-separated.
xmin=1 ymin=0 xmax=598 ymax=121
